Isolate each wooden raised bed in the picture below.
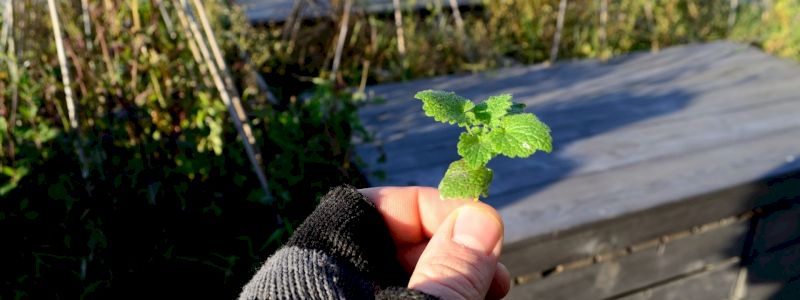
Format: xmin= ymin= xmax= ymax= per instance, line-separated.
xmin=234 ymin=0 xmax=481 ymax=23
xmin=356 ymin=42 xmax=800 ymax=299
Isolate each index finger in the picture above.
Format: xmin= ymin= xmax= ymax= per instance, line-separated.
xmin=359 ymin=186 xmax=469 ymax=245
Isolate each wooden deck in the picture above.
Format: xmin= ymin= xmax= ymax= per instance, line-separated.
xmin=234 ymin=0 xmax=481 ymax=23
xmin=355 ymin=42 xmax=800 ymax=299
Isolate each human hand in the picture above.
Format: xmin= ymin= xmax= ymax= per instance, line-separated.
xmin=360 ymin=186 xmax=511 ymax=300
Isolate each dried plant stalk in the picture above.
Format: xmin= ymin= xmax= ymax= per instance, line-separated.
xmin=392 ymin=0 xmax=406 ymax=56
xmin=47 ymin=0 xmax=89 ymax=177
xmin=330 ymin=0 xmax=353 ymax=81
xmin=181 ymin=0 xmax=270 ymax=196
xmin=550 ymin=0 xmax=568 ymax=63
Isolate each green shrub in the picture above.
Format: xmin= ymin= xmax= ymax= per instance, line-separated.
xmin=0 ymin=1 xmax=372 ymax=298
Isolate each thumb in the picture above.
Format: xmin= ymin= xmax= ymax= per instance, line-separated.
xmin=408 ymin=204 xmax=504 ymax=300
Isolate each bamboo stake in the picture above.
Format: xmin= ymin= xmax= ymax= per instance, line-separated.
xmin=48 ymin=0 xmax=79 ymax=130
xmin=358 ymin=60 xmax=369 ymax=95
xmin=599 ymin=0 xmax=608 ymax=60
xmin=330 ymin=0 xmax=353 ymax=81
xmin=391 ymin=0 xmax=406 ymax=57
xmin=282 ymin=0 xmax=306 ymax=41
xmin=728 ymin=0 xmax=739 ymax=30
xmin=172 ymin=0 xmax=211 ymax=87
xmin=643 ymin=0 xmax=658 ymax=52
xmin=81 ymin=0 xmax=93 ymax=51
xmin=550 ymin=0 xmax=568 ymax=63
xmin=2 ymin=0 xmax=17 ymax=162
xmin=180 ymin=0 xmax=270 ymax=195
xmin=48 ymin=0 xmax=89 ymax=178
xmin=0 ymin=0 xmax=10 ymax=49
xmin=191 ymin=0 xmax=264 ymax=147
xmin=448 ymin=0 xmax=465 ymax=40
xmin=156 ymin=0 xmax=177 ymax=39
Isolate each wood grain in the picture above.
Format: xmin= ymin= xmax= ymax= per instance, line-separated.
xmin=504 ymin=221 xmax=748 ymax=299
xmin=615 ymin=263 xmax=739 ymax=300
xmin=500 ymin=173 xmax=800 ymax=277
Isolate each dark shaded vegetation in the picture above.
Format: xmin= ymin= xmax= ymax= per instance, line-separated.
xmin=0 ymin=0 xmax=796 ymax=298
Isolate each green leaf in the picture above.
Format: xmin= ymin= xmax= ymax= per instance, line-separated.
xmin=457 ymin=132 xmax=494 ymax=168
xmin=508 ymin=102 xmax=526 ymax=115
xmin=487 ymin=113 xmax=552 ymax=158
xmin=415 ymin=90 xmax=475 ymax=127
xmin=472 ymin=94 xmax=513 ymax=126
xmin=439 ymin=159 xmax=493 ymax=200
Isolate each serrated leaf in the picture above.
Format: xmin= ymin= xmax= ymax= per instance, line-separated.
xmin=415 ymin=90 xmax=475 ymax=127
xmin=508 ymin=102 xmax=526 ymax=115
xmin=472 ymin=94 xmax=513 ymax=126
xmin=487 ymin=113 xmax=552 ymax=158
xmin=457 ymin=132 xmax=494 ymax=168
xmin=439 ymin=159 xmax=493 ymax=200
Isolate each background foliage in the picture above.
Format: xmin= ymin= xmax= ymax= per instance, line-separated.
xmin=0 ymin=1 xmax=370 ymax=298
xmin=0 ymin=0 xmax=797 ymax=298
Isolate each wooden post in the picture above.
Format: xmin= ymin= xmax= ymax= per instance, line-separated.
xmin=550 ymin=0 xmax=568 ymax=63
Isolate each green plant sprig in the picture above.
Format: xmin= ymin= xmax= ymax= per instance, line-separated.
xmin=415 ymin=90 xmax=553 ymax=200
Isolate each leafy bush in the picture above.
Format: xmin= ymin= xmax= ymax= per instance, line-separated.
xmin=0 ymin=1 xmax=372 ymax=298
xmin=731 ymin=0 xmax=800 ymax=61
xmin=260 ymin=0 xmax=797 ymax=85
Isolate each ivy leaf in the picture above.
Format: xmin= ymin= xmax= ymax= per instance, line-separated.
xmin=439 ymin=159 xmax=493 ymax=200
xmin=457 ymin=132 xmax=494 ymax=168
xmin=487 ymin=113 xmax=552 ymax=158
xmin=415 ymin=90 xmax=475 ymax=127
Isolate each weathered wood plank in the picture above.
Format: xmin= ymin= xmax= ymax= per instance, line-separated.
xmin=497 ymin=127 xmax=800 ymax=268
xmin=234 ymin=0 xmax=481 ymax=23
xmin=499 ymin=172 xmax=800 ymax=277
xmin=616 ymin=263 xmax=740 ymax=300
xmin=358 ymin=42 xmax=800 ymax=182
xmin=504 ymin=221 xmax=748 ymax=300
xmin=366 ymin=96 xmax=800 ymax=193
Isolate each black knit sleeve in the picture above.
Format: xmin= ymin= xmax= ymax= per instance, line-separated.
xmin=239 ymin=185 xmax=439 ymax=300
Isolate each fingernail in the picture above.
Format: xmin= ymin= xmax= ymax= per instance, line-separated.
xmin=452 ymin=207 xmax=502 ymax=256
